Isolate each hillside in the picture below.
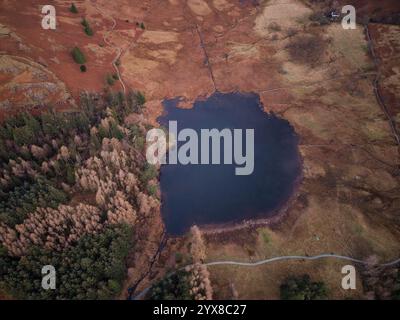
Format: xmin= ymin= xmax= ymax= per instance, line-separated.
xmin=0 ymin=0 xmax=400 ymax=300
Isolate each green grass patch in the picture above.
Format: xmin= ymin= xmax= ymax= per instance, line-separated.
xmin=259 ymin=229 xmax=271 ymax=245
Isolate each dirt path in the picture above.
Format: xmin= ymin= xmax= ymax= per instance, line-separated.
xmin=204 ymin=254 xmax=400 ymax=268
xmin=131 ymin=253 xmax=400 ymax=300
xmin=91 ymin=1 xmax=127 ymax=93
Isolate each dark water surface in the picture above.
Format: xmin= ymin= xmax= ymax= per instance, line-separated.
xmin=158 ymin=92 xmax=302 ymax=235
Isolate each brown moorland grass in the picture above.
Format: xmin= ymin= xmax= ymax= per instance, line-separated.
xmin=286 ymin=34 xmax=328 ymax=67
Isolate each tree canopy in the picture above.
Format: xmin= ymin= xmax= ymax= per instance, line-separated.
xmin=280 ymin=274 xmax=328 ymax=300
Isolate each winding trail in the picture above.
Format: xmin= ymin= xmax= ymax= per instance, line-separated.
xmin=204 ymin=254 xmax=400 ymax=268
xmin=91 ymin=1 xmax=127 ymax=93
xmin=131 ymin=253 xmax=400 ymax=300
xmin=86 ymin=3 xmax=400 ymax=300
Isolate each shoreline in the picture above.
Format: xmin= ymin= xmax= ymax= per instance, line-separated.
xmin=199 ymin=167 xmax=304 ymax=236
xmin=161 ymin=159 xmax=304 ymax=239
xmin=157 ymin=91 xmax=305 ymax=238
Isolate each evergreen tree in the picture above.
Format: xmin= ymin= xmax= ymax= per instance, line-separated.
xmin=70 ymin=3 xmax=78 ymax=14
xmin=280 ymin=274 xmax=328 ymax=300
xmin=71 ymin=47 xmax=86 ymax=64
xmin=0 ymin=225 xmax=132 ymax=299
xmin=148 ymin=271 xmax=192 ymax=300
